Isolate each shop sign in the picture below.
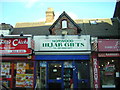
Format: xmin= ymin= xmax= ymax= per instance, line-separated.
xmin=0 ymin=38 xmax=32 ymax=55
xmin=92 ymin=52 xmax=100 ymax=89
xmin=93 ymin=58 xmax=100 ymax=88
xmin=37 ymin=36 xmax=90 ymax=51
xmin=98 ymin=53 xmax=120 ymax=57
xmin=98 ymin=39 xmax=120 ymax=52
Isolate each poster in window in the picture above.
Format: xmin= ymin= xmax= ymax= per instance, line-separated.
xmin=24 ymin=74 xmax=33 ymax=88
xmin=17 ymin=63 xmax=26 ymax=74
xmin=104 ymin=64 xmax=115 ymax=75
xmin=1 ymin=63 xmax=10 ymax=76
xmin=16 ymin=74 xmax=26 ymax=87
xmin=16 ymin=74 xmax=33 ymax=88
xmin=2 ymin=80 xmax=9 ymax=88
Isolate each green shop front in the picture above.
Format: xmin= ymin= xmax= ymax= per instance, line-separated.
xmin=34 ymin=35 xmax=91 ymax=89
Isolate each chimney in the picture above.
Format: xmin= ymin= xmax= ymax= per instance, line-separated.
xmin=45 ymin=8 xmax=55 ymax=23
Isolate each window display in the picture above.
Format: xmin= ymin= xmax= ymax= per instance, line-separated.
xmin=1 ymin=61 xmax=34 ymax=89
xmin=1 ymin=62 xmax=11 ymax=88
xmin=63 ymin=68 xmax=73 ymax=89
xmin=99 ymin=59 xmax=119 ymax=88
xmin=39 ymin=61 xmax=46 ymax=89
xmin=15 ymin=62 xmax=34 ymax=88
xmin=1 ymin=62 xmax=11 ymax=78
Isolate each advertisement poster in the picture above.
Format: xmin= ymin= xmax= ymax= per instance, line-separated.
xmin=24 ymin=74 xmax=33 ymax=87
xmin=16 ymin=74 xmax=33 ymax=88
xmin=104 ymin=64 xmax=115 ymax=75
xmin=17 ymin=63 xmax=26 ymax=74
xmin=1 ymin=63 xmax=10 ymax=76
xmin=16 ymin=74 xmax=26 ymax=87
xmin=2 ymin=81 xmax=9 ymax=87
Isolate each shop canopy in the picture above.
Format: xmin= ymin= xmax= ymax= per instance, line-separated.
xmin=35 ymin=55 xmax=90 ymax=60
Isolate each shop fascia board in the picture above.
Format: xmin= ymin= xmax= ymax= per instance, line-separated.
xmin=1 ymin=54 xmax=31 ymax=56
xmin=35 ymin=51 xmax=91 ymax=55
xmin=1 ymin=35 xmax=32 ymax=38
xmin=33 ymin=35 xmax=90 ymax=39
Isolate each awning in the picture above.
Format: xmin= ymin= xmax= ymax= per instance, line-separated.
xmin=35 ymin=55 xmax=90 ymax=60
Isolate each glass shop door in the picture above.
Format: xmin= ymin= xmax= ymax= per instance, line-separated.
xmin=73 ymin=61 xmax=90 ymax=89
xmin=47 ymin=61 xmax=64 ymax=89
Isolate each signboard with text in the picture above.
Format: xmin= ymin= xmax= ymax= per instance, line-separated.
xmin=98 ymin=53 xmax=120 ymax=57
xmin=0 ymin=38 xmax=32 ymax=55
xmin=98 ymin=39 xmax=120 ymax=52
xmin=92 ymin=53 xmax=100 ymax=89
xmin=34 ymin=35 xmax=91 ymax=51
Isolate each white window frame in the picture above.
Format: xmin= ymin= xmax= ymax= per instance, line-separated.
xmin=62 ymin=20 xmax=67 ymax=29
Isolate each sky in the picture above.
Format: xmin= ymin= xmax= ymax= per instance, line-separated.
xmin=0 ymin=0 xmax=118 ymax=27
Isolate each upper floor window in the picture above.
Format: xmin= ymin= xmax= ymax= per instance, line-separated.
xmin=90 ymin=20 xmax=97 ymax=25
xmin=62 ymin=20 xmax=67 ymax=29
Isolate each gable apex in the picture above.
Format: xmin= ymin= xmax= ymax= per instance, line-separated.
xmin=49 ymin=11 xmax=82 ymax=34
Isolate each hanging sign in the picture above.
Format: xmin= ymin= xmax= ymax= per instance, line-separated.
xmin=0 ymin=38 xmax=32 ymax=55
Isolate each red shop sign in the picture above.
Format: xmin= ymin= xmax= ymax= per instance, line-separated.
xmin=92 ymin=53 xmax=100 ymax=89
xmin=98 ymin=39 xmax=120 ymax=52
xmin=0 ymin=38 xmax=32 ymax=55
xmin=98 ymin=53 xmax=120 ymax=57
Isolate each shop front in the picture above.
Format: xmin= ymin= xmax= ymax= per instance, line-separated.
xmin=34 ymin=35 xmax=91 ymax=89
xmin=0 ymin=35 xmax=35 ymax=89
xmin=97 ymin=39 xmax=120 ymax=88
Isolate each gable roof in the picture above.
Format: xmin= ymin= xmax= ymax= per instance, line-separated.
xmin=12 ymin=26 xmax=50 ymax=35
xmin=12 ymin=18 xmax=120 ymax=38
xmin=113 ymin=1 xmax=120 ymax=19
xmin=49 ymin=11 xmax=82 ymax=34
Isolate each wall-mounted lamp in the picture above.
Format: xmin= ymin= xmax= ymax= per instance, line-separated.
xmin=27 ymin=55 xmax=32 ymax=59
xmin=46 ymin=34 xmax=49 ymax=39
xmin=62 ymin=34 xmax=65 ymax=39
xmin=78 ymin=34 xmax=81 ymax=39
xmin=1 ymin=34 xmax=4 ymax=37
xmin=20 ymin=31 xmax=23 ymax=36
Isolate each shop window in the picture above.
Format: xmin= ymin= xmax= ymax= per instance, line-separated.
xmin=76 ymin=61 xmax=90 ymax=80
xmin=39 ymin=61 xmax=47 ymax=89
xmin=1 ymin=62 xmax=11 ymax=78
xmin=1 ymin=62 xmax=34 ymax=89
xmin=48 ymin=63 xmax=62 ymax=80
xmin=1 ymin=62 xmax=11 ymax=88
xmin=15 ymin=62 xmax=34 ymax=88
xmin=62 ymin=20 xmax=67 ymax=29
xmin=99 ymin=59 xmax=118 ymax=88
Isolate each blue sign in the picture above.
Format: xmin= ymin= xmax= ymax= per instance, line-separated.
xmin=35 ymin=55 xmax=90 ymax=60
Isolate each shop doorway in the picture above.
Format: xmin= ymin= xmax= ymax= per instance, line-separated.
xmin=47 ymin=61 xmax=64 ymax=89
xmin=99 ymin=58 xmax=120 ymax=88
xmin=73 ymin=61 xmax=90 ymax=89
xmin=46 ymin=61 xmax=90 ymax=89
